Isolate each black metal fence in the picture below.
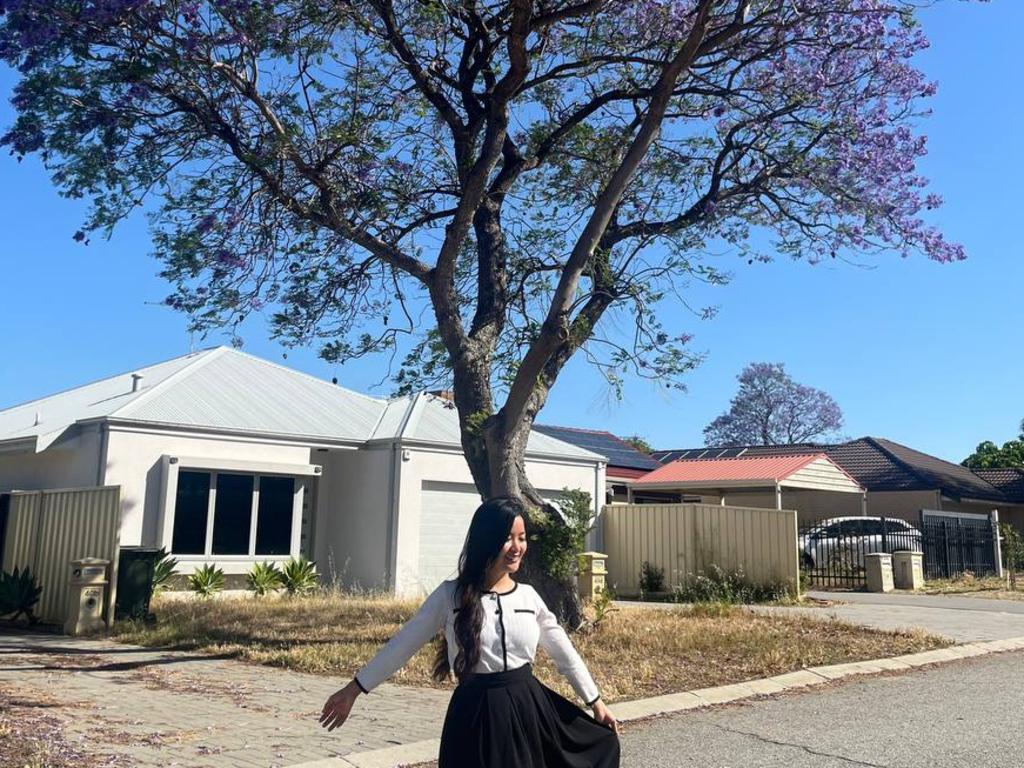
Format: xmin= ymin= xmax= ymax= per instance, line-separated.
xmin=798 ymin=514 xmax=999 ymax=589
xmin=919 ymin=513 xmax=1000 ymax=581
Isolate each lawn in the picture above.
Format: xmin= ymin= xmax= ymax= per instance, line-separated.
xmin=112 ymin=593 xmax=950 ymax=703
xmin=920 ymin=574 xmax=1024 ymax=601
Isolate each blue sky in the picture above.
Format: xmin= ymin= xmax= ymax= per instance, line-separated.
xmin=0 ymin=2 xmax=1019 ymax=464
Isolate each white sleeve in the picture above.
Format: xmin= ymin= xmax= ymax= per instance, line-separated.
xmin=354 ymin=582 xmax=449 ymax=693
xmin=534 ymin=590 xmax=601 ymax=706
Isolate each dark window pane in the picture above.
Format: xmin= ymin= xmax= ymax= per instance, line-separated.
xmin=256 ymin=476 xmax=295 ymax=556
xmin=860 ymin=520 xmax=884 ymax=536
xmin=212 ymin=474 xmax=254 ymax=555
xmin=172 ymin=471 xmax=210 ymax=554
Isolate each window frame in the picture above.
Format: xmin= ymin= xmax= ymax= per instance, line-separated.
xmin=158 ymin=455 xmax=320 ymax=562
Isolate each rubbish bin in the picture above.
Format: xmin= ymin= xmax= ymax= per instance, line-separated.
xmin=115 ymin=547 xmax=163 ymax=621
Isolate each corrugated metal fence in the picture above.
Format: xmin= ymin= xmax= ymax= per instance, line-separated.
xmin=602 ymin=503 xmax=799 ymax=595
xmin=1 ymin=486 xmax=121 ymax=625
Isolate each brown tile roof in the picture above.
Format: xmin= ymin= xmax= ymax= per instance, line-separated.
xmin=654 ymin=437 xmax=1011 ymax=503
xmin=973 ymin=468 xmax=1024 ymax=503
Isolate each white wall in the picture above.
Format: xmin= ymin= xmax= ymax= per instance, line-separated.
xmin=390 ymin=445 xmax=603 ymax=596
xmin=0 ymin=425 xmax=102 ymax=492
xmin=313 ymin=445 xmax=394 ymax=592
xmin=103 ymin=426 xmax=316 ymax=554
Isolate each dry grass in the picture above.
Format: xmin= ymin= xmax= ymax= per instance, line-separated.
xmin=921 ymin=573 xmax=1024 ymax=600
xmin=112 ymin=593 xmax=949 ymax=703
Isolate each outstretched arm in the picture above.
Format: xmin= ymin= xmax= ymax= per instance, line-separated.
xmin=320 ymin=581 xmax=449 ymax=731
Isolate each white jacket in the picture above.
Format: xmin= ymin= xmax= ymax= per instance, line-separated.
xmin=355 ymin=580 xmax=601 ymax=705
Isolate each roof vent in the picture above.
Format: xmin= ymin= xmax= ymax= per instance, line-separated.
xmin=131 ymin=373 xmax=144 ymax=393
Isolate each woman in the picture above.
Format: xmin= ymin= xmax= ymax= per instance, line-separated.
xmin=320 ymin=496 xmax=620 ymax=767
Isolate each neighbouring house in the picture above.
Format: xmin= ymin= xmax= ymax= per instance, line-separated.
xmin=532 ymin=425 xmax=662 ymax=504
xmin=630 ymin=452 xmax=866 ymax=524
xmin=0 ymin=347 xmax=606 ymax=596
xmin=652 ymin=437 xmax=1024 ymax=530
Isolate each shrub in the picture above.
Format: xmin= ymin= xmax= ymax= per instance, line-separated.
xmin=246 ymin=561 xmax=283 ymax=597
xmin=151 ymin=549 xmax=178 ymax=595
xmin=1001 ymin=523 xmax=1024 ymax=590
xmin=281 ymin=556 xmax=318 ymax=596
xmin=188 ymin=564 xmax=225 ymax=599
xmin=0 ymin=567 xmax=43 ymax=624
xmin=639 ymin=561 xmax=665 ymax=596
xmin=672 ymin=564 xmax=791 ymax=605
xmin=527 ymin=488 xmax=595 ymax=582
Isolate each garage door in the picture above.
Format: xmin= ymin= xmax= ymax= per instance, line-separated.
xmin=418 ymin=481 xmax=482 ymax=589
xmin=417 ymin=481 xmax=564 ymax=591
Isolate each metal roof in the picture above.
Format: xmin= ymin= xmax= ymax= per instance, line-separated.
xmin=372 ymin=394 xmax=603 ymax=461
xmin=0 ymin=349 xmax=214 ymax=451
xmin=117 ymin=347 xmax=387 ymax=442
xmin=634 ymin=454 xmax=826 ymax=486
xmin=0 ymin=348 xmax=599 ymax=463
xmin=533 ymin=425 xmax=661 ymax=471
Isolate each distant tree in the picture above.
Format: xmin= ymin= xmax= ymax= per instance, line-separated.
xmin=622 ymin=435 xmax=654 ymax=455
xmin=704 ymin=362 xmax=843 ymax=446
xmin=962 ymin=420 xmax=1024 ymax=469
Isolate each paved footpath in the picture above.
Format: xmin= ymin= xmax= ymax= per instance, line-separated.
xmin=622 ymin=648 xmax=1024 ymax=767
xmin=0 ymin=631 xmax=449 ymax=768
xmin=5 ymin=591 xmax=1022 ymax=767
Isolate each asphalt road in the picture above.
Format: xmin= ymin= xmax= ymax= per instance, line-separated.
xmin=620 ymin=650 xmax=1024 ymax=767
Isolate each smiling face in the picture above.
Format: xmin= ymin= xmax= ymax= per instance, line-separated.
xmin=495 ymin=515 xmax=527 ymax=576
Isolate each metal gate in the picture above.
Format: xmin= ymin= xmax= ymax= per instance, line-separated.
xmin=799 ymin=512 xmax=1001 ymax=589
xmin=919 ymin=510 xmax=1000 ymax=581
xmin=799 ymin=516 xmax=922 ymax=588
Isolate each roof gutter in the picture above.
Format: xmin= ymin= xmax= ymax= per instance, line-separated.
xmin=0 ymin=436 xmax=38 ymax=455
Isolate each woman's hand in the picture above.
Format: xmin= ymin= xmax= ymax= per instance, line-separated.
xmin=591 ymin=699 xmax=620 ymax=734
xmin=319 ymin=680 xmax=362 ymax=732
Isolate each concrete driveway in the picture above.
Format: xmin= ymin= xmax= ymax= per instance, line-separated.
xmin=786 ymin=591 xmax=1024 ymax=642
xmin=619 ymin=590 xmax=1024 ymax=642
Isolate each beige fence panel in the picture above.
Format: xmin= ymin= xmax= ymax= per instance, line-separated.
xmin=2 ymin=487 xmax=121 ymax=625
xmin=602 ymin=503 xmax=799 ymax=595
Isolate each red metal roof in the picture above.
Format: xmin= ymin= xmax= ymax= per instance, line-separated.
xmin=634 ymin=453 xmax=825 ymax=486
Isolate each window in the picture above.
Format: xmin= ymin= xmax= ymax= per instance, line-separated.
xmin=256 ymin=476 xmax=295 ymax=555
xmin=212 ymin=474 xmax=254 ymax=555
xmin=170 ymin=469 xmax=297 ymax=557
xmin=172 ymin=471 xmax=210 ymax=554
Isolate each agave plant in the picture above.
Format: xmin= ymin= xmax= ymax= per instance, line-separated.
xmin=281 ymin=556 xmax=318 ymax=596
xmin=151 ymin=549 xmax=179 ymax=595
xmin=187 ymin=564 xmax=225 ymax=599
xmin=246 ymin=561 xmax=283 ymax=597
xmin=0 ymin=567 xmax=43 ymax=624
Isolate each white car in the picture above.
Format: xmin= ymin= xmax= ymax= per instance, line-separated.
xmin=799 ymin=516 xmax=922 ymax=570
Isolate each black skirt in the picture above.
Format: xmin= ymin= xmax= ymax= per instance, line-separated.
xmin=437 ymin=664 xmax=620 ymax=768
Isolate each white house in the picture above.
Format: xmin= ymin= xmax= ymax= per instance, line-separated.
xmin=0 ymin=347 xmax=606 ymax=596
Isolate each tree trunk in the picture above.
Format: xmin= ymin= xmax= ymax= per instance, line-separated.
xmin=457 ymin=407 xmax=586 ymax=628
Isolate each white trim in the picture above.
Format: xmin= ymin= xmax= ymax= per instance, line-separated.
xmin=158 ymin=457 xmax=311 ymax=559
xmin=169 ymin=455 xmax=322 ymax=476
xmin=367 ymin=437 xmax=603 ymax=466
xmin=921 ymin=508 xmax=991 ymax=521
xmin=92 ymin=420 xmax=366 ymax=450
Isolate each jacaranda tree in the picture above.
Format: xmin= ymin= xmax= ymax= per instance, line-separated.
xmin=704 ymin=362 xmax=844 ymax=446
xmin=1 ymin=0 xmax=965 ymax=622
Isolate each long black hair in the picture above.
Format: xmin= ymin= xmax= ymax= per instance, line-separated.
xmin=432 ymin=496 xmax=525 ymax=682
